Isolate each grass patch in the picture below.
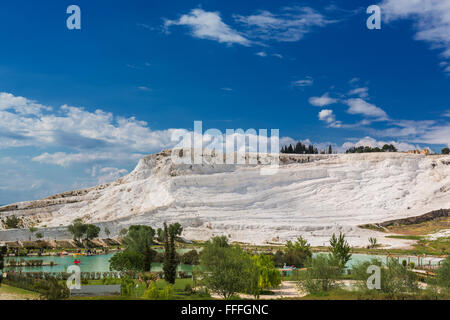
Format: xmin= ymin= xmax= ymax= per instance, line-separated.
xmin=0 ymin=284 xmax=40 ymax=299
xmin=386 ymin=217 xmax=450 ymax=236
xmin=385 ymin=235 xmax=424 ymax=240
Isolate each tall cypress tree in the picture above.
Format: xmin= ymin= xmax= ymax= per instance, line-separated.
xmin=328 ymin=145 xmax=332 ymax=154
xmin=163 ymin=223 xmax=181 ymax=284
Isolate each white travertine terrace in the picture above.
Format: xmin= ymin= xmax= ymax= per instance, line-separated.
xmin=0 ymin=150 xmax=449 ymax=248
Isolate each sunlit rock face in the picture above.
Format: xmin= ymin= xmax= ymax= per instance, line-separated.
xmin=1 ymin=150 xmax=449 ymax=247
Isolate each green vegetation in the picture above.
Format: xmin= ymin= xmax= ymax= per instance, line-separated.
xmin=368 ymin=237 xmax=378 ymax=249
xmin=435 ymin=255 xmax=450 ymax=292
xmin=0 ymin=284 xmax=39 ymax=299
xmin=199 ymin=236 xmax=258 ymax=299
xmin=345 ymin=144 xmax=397 ymax=153
xmin=4 ymin=273 xmax=69 ymax=300
xmin=442 ymin=147 xmax=450 ymax=155
xmin=329 ymin=233 xmax=352 ymax=268
xmin=111 ymin=225 xmax=156 ymax=272
xmin=67 ymin=219 xmax=100 ymax=243
xmin=298 ymin=255 xmax=341 ymax=294
xmin=283 ymin=236 xmax=313 ymax=268
xmin=281 ymin=141 xmax=319 ymax=154
xmin=163 ymin=222 xmax=182 ymax=284
xmin=2 ymin=215 xmax=23 ymax=229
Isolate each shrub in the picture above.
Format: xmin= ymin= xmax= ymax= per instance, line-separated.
xmin=143 ymin=281 xmax=160 ymax=299
xmin=184 ymin=283 xmax=193 ymax=294
xmin=436 ymin=256 xmax=450 ymax=292
xmin=298 ymin=255 xmax=341 ymax=295
xmin=181 ymin=250 xmax=200 ymax=265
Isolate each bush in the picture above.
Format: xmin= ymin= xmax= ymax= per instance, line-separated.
xmin=436 ymin=256 xmax=450 ymax=292
xmin=352 ymin=258 xmax=419 ymax=297
xmin=143 ymin=282 xmax=160 ymax=299
xmin=5 ymin=273 xmax=69 ymax=300
xmin=184 ymin=283 xmax=193 ymax=294
xmin=181 ymin=250 xmax=200 ymax=265
xmin=298 ymin=255 xmax=341 ymax=295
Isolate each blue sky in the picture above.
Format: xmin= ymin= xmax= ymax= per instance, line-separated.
xmin=0 ymin=0 xmax=449 ymax=204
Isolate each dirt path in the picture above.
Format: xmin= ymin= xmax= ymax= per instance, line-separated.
xmin=212 ymin=281 xmax=306 ymax=300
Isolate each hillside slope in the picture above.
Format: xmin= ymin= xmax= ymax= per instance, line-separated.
xmin=1 ymin=150 xmax=449 ymax=247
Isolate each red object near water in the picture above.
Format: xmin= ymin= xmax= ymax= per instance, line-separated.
xmin=74 ymin=260 xmax=81 ymax=264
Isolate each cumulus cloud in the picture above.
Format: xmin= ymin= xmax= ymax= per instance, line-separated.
xmin=164 ymin=9 xmax=251 ymax=46
xmin=318 ymin=109 xmax=335 ymax=123
xmin=0 ymin=92 xmax=52 ymax=115
xmin=234 ymin=6 xmax=334 ymax=42
xmin=308 ymin=93 xmax=337 ymax=106
xmin=345 ymin=98 xmax=388 ymax=119
xmin=0 ymin=92 xmax=189 ymax=166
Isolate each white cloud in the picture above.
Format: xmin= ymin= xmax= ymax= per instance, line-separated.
xmin=221 ymin=87 xmax=233 ymax=91
xmin=164 ymin=9 xmax=251 ymax=46
xmin=308 ymin=93 xmax=337 ymax=106
xmin=90 ymin=165 xmax=129 ymax=185
xmin=0 ymin=92 xmax=52 ymax=115
xmin=234 ymin=7 xmax=334 ymax=42
xmin=380 ymin=0 xmax=450 ymax=70
xmin=345 ymin=98 xmax=388 ymax=119
xmin=0 ymin=92 xmax=188 ymax=166
xmin=138 ymin=86 xmax=152 ymax=91
xmin=272 ymin=53 xmax=283 ymax=58
xmin=318 ymin=109 xmax=335 ymax=123
xmin=348 ymin=87 xmax=369 ymax=98
xmin=32 ymin=152 xmax=144 ymax=167
xmin=292 ymin=77 xmax=314 ymax=87
xmin=255 ymin=51 xmax=267 ymax=57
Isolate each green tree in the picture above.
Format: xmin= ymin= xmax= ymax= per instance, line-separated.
xmin=85 ymin=224 xmax=100 ymax=241
xmin=67 ymin=219 xmax=87 ymax=242
xmin=200 ymin=236 xmax=258 ymax=299
xmin=442 ymin=147 xmax=450 ymax=155
xmin=252 ymin=254 xmax=281 ymax=291
xmin=110 ymin=250 xmax=146 ymax=272
xmin=104 ymin=227 xmax=111 ymax=238
xmin=163 ymin=222 xmax=182 ymax=284
xmin=328 ymin=145 xmax=332 ymax=154
xmin=121 ymin=225 xmax=156 ymax=271
xmin=329 ymin=233 xmax=352 ymax=269
xmin=284 ymin=236 xmax=312 ymax=268
xmin=36 ymin=232 xmax=44 ymax=240
xmin=436 ymin=255 xmax=450 ymax=292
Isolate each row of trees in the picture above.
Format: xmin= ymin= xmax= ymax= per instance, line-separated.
xmin=345 ymin=144 xmax=398 ymax=153
xmin=281 ymin=142 xmax=325 ymax=155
